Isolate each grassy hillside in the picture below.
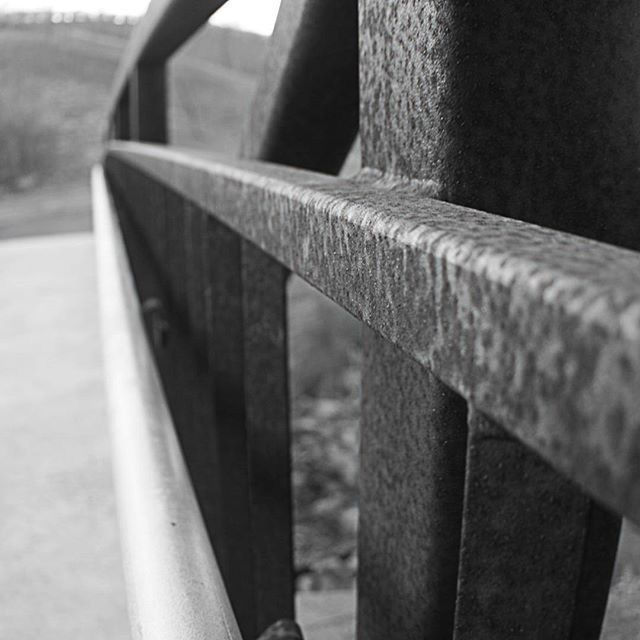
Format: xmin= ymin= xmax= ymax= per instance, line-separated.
xmin=0 ymin=19 xmax=265 ymax=200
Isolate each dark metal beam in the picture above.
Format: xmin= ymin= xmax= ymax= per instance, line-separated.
xmin=104 ymin=142 xmax=640 ymax=527
xmin=129 ymin=64 xmax=168 ymax=143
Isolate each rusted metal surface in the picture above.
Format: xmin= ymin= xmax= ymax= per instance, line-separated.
xmin=105 ymin=143 xmax=640 ymax=524
xmin=359 ymin=0 xmax=640 ymax=251
xmin=130 ymin=64 xmax=168 ymax=143
xmin=357 ymin=3 xmax=470 ymax=636
xmin=358 ymin=329 xmax=467 ymax=639
xmin=92 ymin=165 xmax=242 ymax=640
xmin=359 ymin=3 xmax=631 ymax=635
xmin=241 ymin=0 xmax=359 ymax=174
xmin=107 ymin=0 xmax=228 ymax=131
xmin=452 ymin=411 xmax=620 ymax=639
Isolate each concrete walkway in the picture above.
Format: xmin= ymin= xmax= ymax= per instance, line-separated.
xmin=0 ymin=233 xmax=129 ymax=639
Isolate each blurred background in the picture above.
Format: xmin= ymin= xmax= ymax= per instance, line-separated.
xmin=0 ymin=1 xmax=637 ymax=638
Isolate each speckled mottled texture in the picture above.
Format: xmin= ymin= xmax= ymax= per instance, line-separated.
xmin=105 ymin=144 xmax=640 ymax=526
xmin=358 ymin=330 xmax=467 ymax=639
xmin=359 ymin=0 xmax=640 ymax=250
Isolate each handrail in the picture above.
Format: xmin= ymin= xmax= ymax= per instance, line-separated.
xmin=92 ymin=164 xmax=242 ymax=640
xmin=106 ymin=0 xmax=227 ymax=128
xmin=104 ymin=142 xmax=640 ymax=525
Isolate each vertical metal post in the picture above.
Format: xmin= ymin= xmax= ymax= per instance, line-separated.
xmin=359 ymin=1 xmax=626 ymax=638
xmin=114 ymin=85 xmax=131 ymax=141
xmin=129 ymin=63 xmax=168 ymax=144
xmin=199 ymin=212 xmax=294 ymax=639
xmin=227 ymin=0 xmax=360 ymax=632
xmin=358 ymin=331 xmax=468 ymax=639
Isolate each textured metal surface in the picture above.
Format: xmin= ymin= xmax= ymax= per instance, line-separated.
xmin=241 ymin=0 xmax=358 ymax=174
xmin=356 ymin=4 xmax=469 ymax=637
xmin=107 ymin=0 xmax=228 ymax=132
xmin=105 ymin=143 xmax=640 ymax=524
xmin=359 ymin=0 xmax=640 ymax=250
xmin=92 ymin=165 xmax=242 ymax=640
xmin=452 ymin=411 xmax=620 ymax=639
xmin=358 ymin=329 xmax=467 ymax=639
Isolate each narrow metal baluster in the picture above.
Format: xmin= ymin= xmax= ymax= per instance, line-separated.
xmin=454 ymin=411 xmax=620 ymax=640
xmin=357 ymin=1 xmax=471 ymax=637
xmin=359 ymin=330 xmax=468 ymax=639
xmin=129 ymin=64 xmax=167 ymax=144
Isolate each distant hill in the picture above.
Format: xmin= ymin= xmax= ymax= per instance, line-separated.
xmin=0 ymin=18 xmax=267 ymax=196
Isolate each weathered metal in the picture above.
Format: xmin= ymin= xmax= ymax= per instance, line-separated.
xmin=106 ymin=143 xmax=640 ymax=526
xmin=357 ymin=2 xmax=470 ymax=636
xmin=359 ymin=0 xmax=640 ymax=250
xmin=92 ymin=165 xmax=242 ymax=640
xmin=99 ymin=0 xmax=640 ymax=636
xmin=359 ymin=2 xmax=631 ymax=635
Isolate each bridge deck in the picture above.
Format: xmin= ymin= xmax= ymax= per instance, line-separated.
xmin=0 ymin=229 xmax=355 ymax=639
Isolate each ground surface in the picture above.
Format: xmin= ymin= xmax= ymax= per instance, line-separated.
xmin=0 ymin=233 xmax=129 ymax=639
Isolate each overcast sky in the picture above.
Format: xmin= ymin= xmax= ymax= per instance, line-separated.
xmin=0 ymin=0 xmax=281 ymax=34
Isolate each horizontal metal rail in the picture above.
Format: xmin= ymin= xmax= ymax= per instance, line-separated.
xmin=92 ymin=164 xmax=242 ymax=640
xmin=105 ymin=141 xmax=640 ymax=525
xmin=107 ymin=0 xmax=227 ymax=128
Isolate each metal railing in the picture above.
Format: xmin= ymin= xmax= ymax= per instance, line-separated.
xmin=95 ymin=0 xmax=640 ymax=638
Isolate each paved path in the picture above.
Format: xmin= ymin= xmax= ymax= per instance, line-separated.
xmin=0 ymin=233 xmax=129 ymax=639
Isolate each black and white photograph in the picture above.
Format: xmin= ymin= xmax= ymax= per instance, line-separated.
xmin=1 ymin=1 xmax=640 ymax=638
